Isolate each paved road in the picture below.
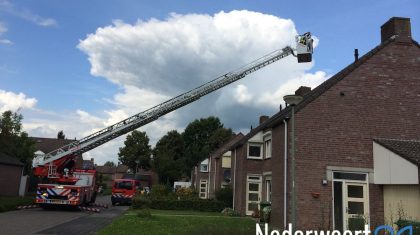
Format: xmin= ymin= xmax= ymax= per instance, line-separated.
xmin=0 ymin=195 xmax=128 ymax=235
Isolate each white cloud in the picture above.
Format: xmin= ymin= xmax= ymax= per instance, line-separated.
xmin=0 ymin=0 xmax=57 ymax=27
xmin=19 ymin=10 xmax=329 ymax=165
xmin=74 ymin=10 xmax=329 ymax=163
xmin=0 ymin=21 xmax=12 ymax=45
xmin=0 ymin=90 xmax=37 ymax=112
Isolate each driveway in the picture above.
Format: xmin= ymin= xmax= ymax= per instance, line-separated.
xmin=0 ymin=195 xmax=128 ymax=235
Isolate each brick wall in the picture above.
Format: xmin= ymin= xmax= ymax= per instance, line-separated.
xmin=286 ymin=40 xmax=420 ymax=230
xmin=233 ymin=133 xmax=274 ymax=215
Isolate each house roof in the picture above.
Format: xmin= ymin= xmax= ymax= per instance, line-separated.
xmin=96 ymin=164 xmax=129 ymax=174
xmin=374 ymin=138 xmax=420 ymax=165
xmin=231 ymin=37 xmax=420 ymax=149
xmin=0 ymin=152 xmax=23 ymax=166
xmin=30 ymin=137 xmax=77 ymax=154
xmin=96 ymin=165 xmax=115 ymax=174
xmin=211 ymin=133 xmax=244 ymax=159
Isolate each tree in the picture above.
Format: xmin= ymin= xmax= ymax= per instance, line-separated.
xmin=104 ymin=161 xmax=116 ymax=167
xmin=153 ymin=130 xmax=185 ymax=185
xmin=57 ymin=130 xmax=65 ymax=139
xmin=182 ymin=116 xmax=232 ymax=174
xmin=0 ymin=110 xmax=35 ymax=174
xmin=118 ymin=130 xmax=152 ymax=172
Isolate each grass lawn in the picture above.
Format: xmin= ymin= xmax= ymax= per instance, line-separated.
xmin=0 ymin=196 xmax=34 ymax=213
xmin=98 ymin=209 xmax=256 ymax=235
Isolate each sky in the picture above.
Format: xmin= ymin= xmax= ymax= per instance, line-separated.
xmin=0 ymin=0 xmax=419 ymax=164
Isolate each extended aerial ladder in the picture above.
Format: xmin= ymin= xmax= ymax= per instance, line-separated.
xmin=32 ymin=33 xmax=313 ymax=206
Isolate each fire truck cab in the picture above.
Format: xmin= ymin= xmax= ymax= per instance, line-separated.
xmin=111 ymin=179 xmax=139 ymax=205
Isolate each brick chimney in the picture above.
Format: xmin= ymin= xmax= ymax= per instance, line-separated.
xmin=295 ymin=86 xmax=311 ymax=97
xmin=259 ymin=115 xmax=269 ymax=124
xmin=381 ymin=17 xmax=412 ymax=43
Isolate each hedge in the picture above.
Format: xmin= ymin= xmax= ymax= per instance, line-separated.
xmin=133 ymin=197 xmax=225 ymax=212
xmin=396 ymin=219 xmax=420 ymax=235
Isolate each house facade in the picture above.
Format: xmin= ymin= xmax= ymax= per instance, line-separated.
xmin=231 ymin=17 xmax=420 ymax=230
xmin=191 ymin=133 xmax=244 ymax=199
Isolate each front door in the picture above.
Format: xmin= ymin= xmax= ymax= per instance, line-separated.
xmin=246 ymin=175 xmax=262 ymax=215
xmin=344 ymin=182 xmax=368 ymax=230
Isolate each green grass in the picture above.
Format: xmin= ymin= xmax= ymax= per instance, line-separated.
xmin=0 ymin=196 xmax=34 ymax=213
xmin=98 ymin=209 xmax=256 ymax=235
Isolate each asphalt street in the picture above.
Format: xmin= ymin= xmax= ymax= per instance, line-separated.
xmin=0 ymin=195 xmax=128 ymax=235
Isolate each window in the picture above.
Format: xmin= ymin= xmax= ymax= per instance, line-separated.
xmin=264 ymin=138 xmax=272 ymax=159
xmin=265 ymin=179 xmax=272 ymax=202
xmin=199 ymin=180 xmax=208 ymax=199
xmin=248 ymin=143 xmax=263 ymax=159
xmin=222 ymin=156 xmax=231 ymax=168
xmin=200 ymin=164 xmax=208 ymax=172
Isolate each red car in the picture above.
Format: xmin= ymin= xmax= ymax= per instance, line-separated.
xmin=111 ymin=179 xmax=139 ymax=205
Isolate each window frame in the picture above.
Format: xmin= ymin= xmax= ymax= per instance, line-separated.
xmin=199 ymin=179 xmax=208 ymax=199
xmin=200 ymin=163 xmax=208 ymax=172
xmin=247 ymin=142 xmax=263 ymax=159
xmin=264 ymin=135 xmax=272 ymax=159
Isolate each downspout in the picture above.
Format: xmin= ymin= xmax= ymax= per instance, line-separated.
xmin=283 ymin=119 xmax=288 ymax=229
xmin=214 ymin=158 xmax=217 ymax=198
xmin=233 ymin=149 xmax=237 ymax=210
xmin=208 ymin=157 xmax=211 ymax=199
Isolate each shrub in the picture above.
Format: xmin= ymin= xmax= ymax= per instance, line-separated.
xmin=396 ymin=220 xmax=420 ymax=235
xmin=175 ymin=187 xmax=197 ymax=200
xmin=150 ymin=184 xmax=171 ymax=199
xmin=221 ymin=208 xmax=240 ymax=217
xmin=215 ymin=187 xmax=233 ymax=207
xmin=132 ymin=195 xmax=152 ymax=209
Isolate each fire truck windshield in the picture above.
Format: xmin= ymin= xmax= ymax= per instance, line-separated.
xmin=114 ymin=181 xmax=133 ymax=190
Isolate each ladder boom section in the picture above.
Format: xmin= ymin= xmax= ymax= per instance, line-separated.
xmin=38 ymin=46 xmax=294 ymax=166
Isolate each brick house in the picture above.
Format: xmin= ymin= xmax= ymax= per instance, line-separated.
xmin=0 ymin=152 xmax=24 ymax=196
xmin=96 ymin=164 xmax=129 ymax=188
xmin=191 ymin=133 xmax=244 ymax=199
xmin=231 ymin=17 xmax=420 ymax=230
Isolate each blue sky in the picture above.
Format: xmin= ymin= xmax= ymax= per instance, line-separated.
xmin=0 ymin=0 xmax=419 ymax=163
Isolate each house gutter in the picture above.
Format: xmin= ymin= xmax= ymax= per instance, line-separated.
xmin=283 ymin=119 xmax=288 ymax=229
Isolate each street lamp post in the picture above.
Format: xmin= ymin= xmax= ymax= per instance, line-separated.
xmin=135 ymin=160 xmax=140 ymax=174
xmin=283 ymin=94 xmax=303 ymax=229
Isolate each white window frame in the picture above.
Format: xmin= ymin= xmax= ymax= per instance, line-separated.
xmin=331 ymin=171 xmax=370 ymax=230
xmin=246 ymin=175 xmax=262 ymax=215
xmin=200 ymin=164 xmax=208 ymax=172
xmin=264 ymin=135 xmax=272 ymax=159
xmin=199 ymin=179 xmax=208 ymax=199
xmin=265 ymin=176 xmax=272 ymax=202
xmin=247 ymin=142 xmax=263 ymax=159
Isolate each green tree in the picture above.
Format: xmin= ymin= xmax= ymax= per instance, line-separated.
xmin=57 ymin=130 xmax=65 ymax=139
xmin=118 ymin=130 xmax=152 ymax=172
xmin=153 ymin=130 xmax=185 ymax=185
xmin=104 ymin=161 xmax=116 ymax=167
xmin=182 ymin=116 xmax=231 ymax=173
xmin=0 ymin=110 xmax=35 ymax=174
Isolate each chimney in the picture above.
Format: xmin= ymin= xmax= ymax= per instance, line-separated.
xmin=295 ymin=86 xmax=311 ymax=97
xmin=259 ymin=115 xmax=269 ymax=124
xmin=381 ymin=17 xmax=412 ymax=43
xmin=354 ymin=49 xmax=359 ymax=62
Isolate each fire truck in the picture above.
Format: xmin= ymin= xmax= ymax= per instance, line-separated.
xmin=32 ymin=33 xmax=314 ymax=208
